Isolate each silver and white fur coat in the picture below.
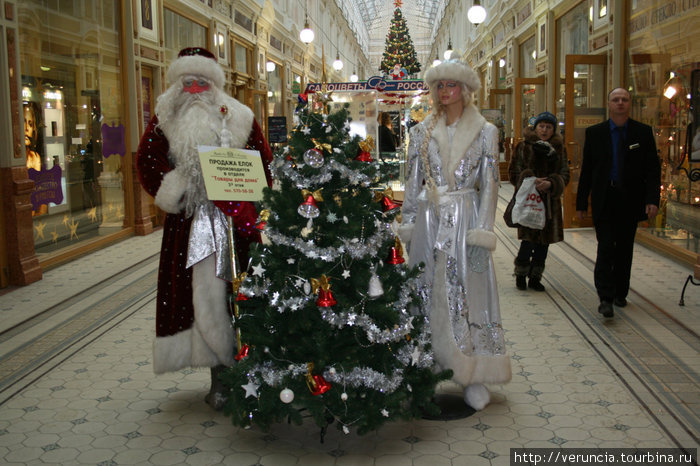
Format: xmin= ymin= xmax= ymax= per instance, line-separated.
xmin=399 ymin=104 xmax=512 ymax=391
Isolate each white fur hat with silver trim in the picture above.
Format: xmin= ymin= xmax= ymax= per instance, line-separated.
xmin=424 ymin=59 xmax=481 ymax=93
xmin=166 ymin=47 xmax=225 ymax=89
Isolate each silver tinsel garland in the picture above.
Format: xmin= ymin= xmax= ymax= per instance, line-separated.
xmin=316 ymin=276 xmax=421 ymax=344
xmin=262 ymin=221 xmax=393 ymax=261
xmin=322 ymin=367 xmax=405 ymax=393
xmin=240 ymin=272 xmax=424 ymax=345
xmin=270 ymin=157 xmax=377 ymax=189
xmin=246 ymin=358 xmax=415 ymax=394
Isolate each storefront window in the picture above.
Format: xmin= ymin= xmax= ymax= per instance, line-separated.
xmin=555 ymin=1 xmax=591 ymax=146
xmin=292 ymin=73 xmax=303 ymax=95
xmin=235 ymin=43 xmax=249 ymax=75
xmin=627 ymin=0 xmax=700 ymax=253
xmin=267 ymin=62 xmax=283 ymax=117
xmin=163 ymin=9 xmax=207 ymax=65
xmin=19 ymin=0 xmax=127 ymax=255
xmin=519 ymin=35 xmax=537 ymax=78
xmin=496 ymin=55 xmax=507 ymax=89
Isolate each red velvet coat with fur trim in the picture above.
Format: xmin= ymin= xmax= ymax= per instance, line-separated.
xmin=136 ymin=116 xmax=272 ymax=361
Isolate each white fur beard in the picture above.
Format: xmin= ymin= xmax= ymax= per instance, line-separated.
xmin=162 ymin=92 xmax=224 ymax=216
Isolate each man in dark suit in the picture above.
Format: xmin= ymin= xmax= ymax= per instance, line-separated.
xmin=576 ymin=87 xmax=660 ymax=318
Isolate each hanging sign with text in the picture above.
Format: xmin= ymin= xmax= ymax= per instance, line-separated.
xmin=198 ymin=146 xmax=267 ymax=201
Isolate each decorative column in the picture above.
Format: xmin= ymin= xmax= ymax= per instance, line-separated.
xmin=1 ymin=7 xmax=41 ymax=286
xmin=1 ymin=167 xmax=42 ymax=285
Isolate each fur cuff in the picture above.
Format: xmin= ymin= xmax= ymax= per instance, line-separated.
xmin=155 ymin=169 xmax=187 ymax=213
xmin=153 ymin=330 xmax=195 ymax=374
xmin=466 ymin=229 xmax=497 ymax=251
xmin=396 ymin=221 xmax=415 ymax=246
xmin=464 ymin=383 xmax=490 ymax=410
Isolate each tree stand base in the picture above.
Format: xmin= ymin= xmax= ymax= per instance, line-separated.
xmin=422 ymin=393 xmax=476 ymax=421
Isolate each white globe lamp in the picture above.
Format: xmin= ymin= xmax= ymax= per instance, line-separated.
xmin=333 ymin=53 xmax=344 ymax=71
xmin=299 ymin=20 xmax=315 ymax=44
xmin=468 ymin=1 xmax=487 ymax=24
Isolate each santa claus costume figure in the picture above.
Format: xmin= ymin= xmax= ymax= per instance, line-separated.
xmin=391 ymin=63 xmax=408 ymax=80
xmin=136 ymin=47 xmax=273 ymax=409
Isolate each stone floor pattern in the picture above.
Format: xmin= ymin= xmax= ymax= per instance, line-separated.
xmin=0 ymin=185 xmax=697 ymax=465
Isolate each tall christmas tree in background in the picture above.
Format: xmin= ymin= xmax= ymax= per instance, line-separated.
xmin=220 ymin=87 xmax=448 ymax=436
xmin=380 ymin=0 xmax=422 ymax=75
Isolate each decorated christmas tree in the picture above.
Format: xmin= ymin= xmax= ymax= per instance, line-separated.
xmin=380 ymin=0 xmax=422 ymax=76
xmin=220 ymin=91 xmax=448 ymax=436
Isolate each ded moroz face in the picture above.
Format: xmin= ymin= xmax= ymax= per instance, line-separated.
xmin=182 ymin=76 xmax=211 ymax=94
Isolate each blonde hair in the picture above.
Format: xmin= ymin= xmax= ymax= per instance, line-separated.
xmin=419 ymin=82 xmax=472 ymax=205
xmin=418 ymin=108 xmax=442 ymax=205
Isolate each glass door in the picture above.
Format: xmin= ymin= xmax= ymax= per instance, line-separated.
xmin=489 ymin=89 xmax=513 ymax=178
xmin=514 ymin=77 xmax=545 ymax=144
xmin=560 ymin=54 xmax=607 ymax=228
xmin=251 ymin=90 xmax=268 ymax=139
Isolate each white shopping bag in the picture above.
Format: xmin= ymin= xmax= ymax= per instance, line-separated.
xmin=511 ymin=177 xmax=546 ymax=230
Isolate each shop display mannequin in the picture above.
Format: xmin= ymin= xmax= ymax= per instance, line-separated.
xmin=398 ymin=59 xmax=511 ymax=411
xmin=136 ymin=47 xmax=272 ymax=409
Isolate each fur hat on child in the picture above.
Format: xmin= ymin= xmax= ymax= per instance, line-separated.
xmin=424 ymin=59 xmax=481 ymax=93
xmin=534 ymin=111 xmax=557 ymax=128
xmin=166 ymin=47 xmax=225 ymax=89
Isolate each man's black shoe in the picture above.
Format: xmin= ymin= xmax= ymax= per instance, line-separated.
xmin=516 ymin=275 xmax=527 ymax=290
xmin=598 ymin=301 xmax=614 ymax=318
xmin=614 ymin=298 xmax=627 ymax=307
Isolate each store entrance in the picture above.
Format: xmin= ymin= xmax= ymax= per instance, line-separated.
xmin=560 ymin=54 xmax=607 ymax=228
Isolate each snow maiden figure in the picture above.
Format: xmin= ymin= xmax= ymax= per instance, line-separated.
xmin=398 ymin=59 xmax=511 ymax=410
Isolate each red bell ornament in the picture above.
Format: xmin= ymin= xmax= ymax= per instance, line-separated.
xmin=355 ymin=151 xmax=373 ymax=162
xmin=311 ymin=274 xmax=336 ymax=307
xmin=306 ymin=362 xmax=332 ymax=395
xmin=374 ymin=188 xmax=400 ymax=213
xmin=297 ymin=195 xmax=320 ymax=219
xmin=255 ymin=209 xmax=270 ymax=230
xmin=235 ymin=292 xmax=248 ymax=301
xmin=316 ymin=288 xmax=337 ymax=307
xmin=234 ymin=344 xmax=250 ymax=361
xmin=382 ymin=195 xmax=401 ymax=213
xmin=355 ymin=136 xmax=375 ymax=162
xmin=310 ymin=374 xmax=332 ymax=395
xmin=298 ymin=189 xmax=322 ymax=219
xmin=385 ymin=237 xmax=406 ymax=265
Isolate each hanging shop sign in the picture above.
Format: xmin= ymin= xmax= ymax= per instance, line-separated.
xmin=28 ymin=165 xmax=64 ymax=211
xmin=305 ymin=76 xmax=427 ymax=94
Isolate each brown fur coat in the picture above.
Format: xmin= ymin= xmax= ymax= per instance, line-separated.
xmin=508 ymin=128 xmax=570 ymax=244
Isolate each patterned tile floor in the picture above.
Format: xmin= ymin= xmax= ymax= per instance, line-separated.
xmin=0 ymin=185 xmax=698 ymax=465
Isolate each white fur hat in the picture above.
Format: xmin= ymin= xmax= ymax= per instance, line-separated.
xmin=166 ymin=47 xmax=225 ymax=89
xmin=424 ymin=59 xmax=481 ymax=93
